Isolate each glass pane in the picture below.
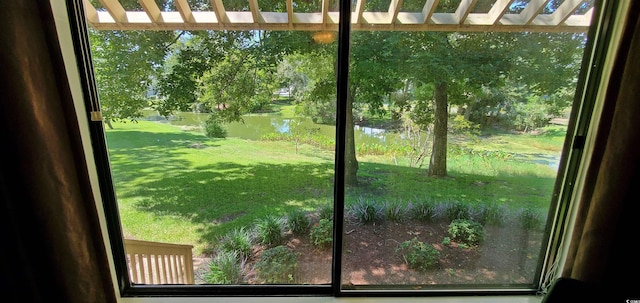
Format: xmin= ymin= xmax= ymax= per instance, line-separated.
xmin=89 ymin=17 xmax=337 ymax=286
xmin=342 ymin=28 xmax=591 ymax=288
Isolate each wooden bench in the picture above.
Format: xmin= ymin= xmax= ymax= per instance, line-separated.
xmin=124 ymin=239 xmax=195 ymax=284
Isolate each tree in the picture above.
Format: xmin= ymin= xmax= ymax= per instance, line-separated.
xmin=281 ymin=32 xmax=406 ymax=186
xmin=198 ymin=48 xmax=278 ymax=123
xmin=346 ymin=31 xmax=407 ymax=184
xmin=89 ymin=29 xmax=176 ymax=128
xmin=403 ymin=32 xmax=514 ymax=176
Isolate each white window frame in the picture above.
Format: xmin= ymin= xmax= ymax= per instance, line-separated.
xmin=48 ymin=0 xmax=631 ymax=301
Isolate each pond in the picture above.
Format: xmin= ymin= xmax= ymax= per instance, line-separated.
xmin=143 ymin=110 xmax=402 ymax=146
xmin=142 ymin=110 xmax=560 ymax=169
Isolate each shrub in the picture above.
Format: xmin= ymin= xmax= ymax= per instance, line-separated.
xmin=255 ymin=216 xmax=285 ymax=247
xmin=442 ymin=200 xmax=472 ymax=221
xmin=317 ymin=204 xmax=333 ymax=221
xmin=204 ymin=115 xmax=227 ymax=138
xmin=203 ymin=251 xmax=245 ymax=284
xmin=309 ymin=218 xmax=333 ymax=248
xmin=218 ymin=227 xmax=254 ymax=260
xmin=395 ymin=237 xmax=440 ymax=271
xmin=254 ymin=246 xmax=298 ymax=284
xmin=470 ymin=202 xmax=508 ymax=226
xmin=286 ymin=209 xmax=310 ymax=235
xmin=349 ymin=197 xmax=384 ymax=224
xmin=409 ymin=199 xmax=437 ymax=222
xmin=517 ymin=207 xmax=546 ymax=231
xmin=385 ymin=200 xmax=406 ymax=223
xmin=448 ymin=219 xmax=486 ymax=246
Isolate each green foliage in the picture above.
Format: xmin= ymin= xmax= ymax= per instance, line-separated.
xmin=204 ymin=251 xmax=245 ymax=284
xmin=448 ymin=219 xmax=486 ymax=246
xmin=441 ymin=200 xmax=472 ymax=221
xmin=89 ymin=29 xmax=175 ymax=126
xmin=198 ymin=49 xmax=277 ymax=123
xmin=255 ymin=216 xmax=285 ymax=247
xmin=349 ymin=197 xmax=385 ymax=224
xmin=204 ymin=115 xmax=227 ymax=138
xmin=451 ymin=115 xmax=480 ymax=136
xmin=317 ymin=204 xmax=333 ymax=221
xmin=470 ymin=202 xmax=508 ymax=226
xmin=280 ymin=52 xmax=337 ymax=124
xmin=409 ymin=199 xmax=438 ymax=222
xmin=286 ymin=209 xmax=310 ymax=235
xmin=395 ymin=237 xmax=440 ymax=271
xmin=442 ymin=237 xmax=451 ymax=246
xmin=106 ymin=120 xmax=562 ymax=255
xmin=309 ymin=219 xmax=333 ymax=248
xmin=218 ymin=227 xmax=253 ymax=260
xmin=517 ymin=207 xmax=547 ymax=231
xmin=384 ymin=201 xmax=406 ymax=223
xmin=254 ymin=246 xmax=298 ymax=284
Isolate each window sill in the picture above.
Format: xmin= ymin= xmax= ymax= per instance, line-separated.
xmin=119 ymin=295 xmax=543 ymax=303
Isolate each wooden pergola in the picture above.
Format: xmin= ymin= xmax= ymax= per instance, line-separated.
xmin=85 ymin=0 xmax=593 ymax=33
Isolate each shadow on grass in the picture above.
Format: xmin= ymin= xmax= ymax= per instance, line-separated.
xmin=106 ymin=130 xmax=221 ymax=184
xmin=114 ymin=159 xmax=334 ymax=253
xmin=106 ymin=129 xmax=557 ymax=255
xmin=349 ymin=161 xmax=557 ymax=209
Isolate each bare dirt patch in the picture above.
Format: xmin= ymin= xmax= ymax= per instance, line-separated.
xmin=196 ymin=218 xmax=543 ymax=286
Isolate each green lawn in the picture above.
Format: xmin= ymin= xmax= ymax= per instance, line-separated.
xmin=106 ymin=120 xmax=562 ymax=255
xmin=106 ymin=121 xmax=334 ymax=254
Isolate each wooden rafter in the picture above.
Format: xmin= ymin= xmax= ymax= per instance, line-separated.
xmin=487 ymin=0 xmax=515 ymax=25
xmin=138 ymin=0 xmax=162 ymax=23
xmin=520 ymin=0 xmax=550 ymax=25
xmin=353 ymin=0 xmax=367 ymax=25
xmin=98 ymin=0 xmax=126 ymax=23
xmin=534 ymin=0 xmax=586 ymax=27
xmin=286 ymin=0 xmax=293 ymax=27
xmin=83 ymin=0 xmax=592 ymax=33
xmin=422 ymin=0 xmax=439 ymax=24
xmin=248 ymin=0 xmax=264 ymax=24
xmin=175 ymin=0 xmax=195 ymax=23
xmin=210 ymin=0 xmax=228 ymax=24
xmin=454 ymin=0 xmax=477 ymax=24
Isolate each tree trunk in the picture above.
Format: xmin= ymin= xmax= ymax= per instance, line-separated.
xmin=345 ymin=91 xmax=359 ymax=186
xmin=105 ymin=119 xmax=113 ymax=130
xmin=428 ymin=81 xmax=448 ymax=177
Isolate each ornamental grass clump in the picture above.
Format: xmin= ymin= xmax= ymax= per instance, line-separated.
xmin=218 ymin=227 xmax=254 ymax=260
xmin=286 ymin=209 xmax=310 ymax=235
xmin=204 ymin=251 xmax=246 ymax=284
xmin=255 ymin=215 xmax=285 ymax=247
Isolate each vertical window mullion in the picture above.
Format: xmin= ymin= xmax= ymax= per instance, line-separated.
xmin=332 ymin=0 xmax=352 ymax=295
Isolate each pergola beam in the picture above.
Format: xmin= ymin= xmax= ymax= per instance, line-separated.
xmin=83 ymin=0 xmax=98 ymax=23
xmin=520 ymin=0 xmax=550 ymax=25
xmin=286 ymin=0 xmax=293 ymax=27
xmin=138 ymin=0 xmax=163 ymax=23
xmin=389 ymin=0 xmax=404 ymax=23
xmin=99 ymin=0 xmax=127 ymax=23
xmin=84 ymin=0 xmax=592 ymax=33
xmin=454 ymin=0 xmax=477 ymax=24
xmin=175 ymin=0 xmax=195 ymax=23
xmin=248 ymin=0 xmax=265 ymax=23
xmin=210 ymin=0 xmax=229 ymax=24
xmin=488 ymin=0 xmax=515 ymax=25
xmin=354 ymin=0 xmax=367 ymax=25
xmin=422 ymin=0 xmax=439 ymax=24
xmin=535 ymin=0 xmax=586 ymax=26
